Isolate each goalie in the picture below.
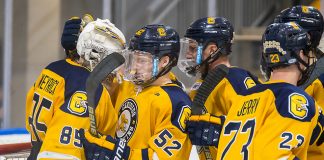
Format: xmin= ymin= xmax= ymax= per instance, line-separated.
xmin=25 ymin=17 xmax=125 ymax=160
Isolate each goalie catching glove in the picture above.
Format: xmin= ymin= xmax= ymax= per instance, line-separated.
xmin=186 ymin=113 xmax=225 ymax=147
xmin=79 ymin=129 xmax=130 ymax=160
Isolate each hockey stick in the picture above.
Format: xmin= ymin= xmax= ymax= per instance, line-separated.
xmin=190 ymin=64 xmax=229 ymax=160
xmin=191 ymin=64 xmax=229 ymax=115
xmin=299 ymin=56 xmax=324 ymax=89
xmin=86 ymin=52 xmax=125 ymax=137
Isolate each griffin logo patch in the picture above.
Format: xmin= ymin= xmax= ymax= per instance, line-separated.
xmin=116 ymin=98 xmax=138 ymax=142
xmin=288 ymin=93 xmax=309 ymax=120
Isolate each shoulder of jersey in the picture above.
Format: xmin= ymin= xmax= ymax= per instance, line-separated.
xmin=45 ymin=59 xmax=90 ymax=79
xmin=160 ymin=85 xmax=192 ymax=105
xmin=45 ymin=59 xmax=91 ymax=88
xmin=225 ymin=67 xmax=260 ymax=94
xmin=46 ymin=59 xmax=103 ymax=116
xmin=262 ymin=83 xmax=316 ymax=122
xmin=160 ymin=85 xmax=192 ymax=132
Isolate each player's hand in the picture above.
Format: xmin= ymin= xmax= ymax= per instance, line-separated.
xmin=310 ymin=111 xmax=324 ymax=146
xmin=61 ymin=14 xmax=94 ymax=53
xmin=186 ymin=113 xmax=225 ymax=147
xmin=79 ymin=129 xmax=130 ymax=160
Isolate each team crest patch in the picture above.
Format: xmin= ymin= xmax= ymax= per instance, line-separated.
xmin=288 ymin=93 xmax=309 ymax=120
xmin=116 ymin=98 xmax=138 ymax=142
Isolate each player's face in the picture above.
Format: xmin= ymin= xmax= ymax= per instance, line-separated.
xmin=178 ymin=38 xmax=201 ymax=76
xmin=187 ymin=40 xmax=198 ymax=59
xmin=123 ymin=50 xmax=154 ymax=84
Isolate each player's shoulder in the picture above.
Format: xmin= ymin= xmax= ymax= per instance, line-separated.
xmin=160 ymin=83 xmax=192 ymax=132
xmin=46 ymin=59 xmax=90 ymax=79
xmin=46 ymin=59 xmax=90 ymax=88
xmin=265 ymin=82 xmax=316 ymax=122
xmin=225 ymin=67 xmax=260 ymax=93
xmin=227 ymin=67 xmax=259 ymax=83
xmin=160 ymin=83 xmax=192 ymax=105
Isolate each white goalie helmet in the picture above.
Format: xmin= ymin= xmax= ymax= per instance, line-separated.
xmin=77 ymin=18 xmax=126 ymax=71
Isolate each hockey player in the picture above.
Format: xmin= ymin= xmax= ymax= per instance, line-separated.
xmin=178 ymin=17 xmax=260 ymax=159
xmin=189 ymin=22 xmax=319 ymax=159
xmin=25 ymin=17 xmax=125 ymax=160
xmin=273 ymin=5 xmax=324 ymax=159
xmin=79 ymin=24 xmax=193 ymax=160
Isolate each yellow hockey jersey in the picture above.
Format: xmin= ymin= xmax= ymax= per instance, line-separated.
xmin=217 ymin=81 xmax=318 ymax=160
xmin=25 ymin=59 xmax=117 ymax=160
xmin=189 ymin=67 xmax=259 ymax=159
xmin=305 ymin=75 xmax=324 ymax=160
xmin=114 ymin=81 xmax=192 ymax=159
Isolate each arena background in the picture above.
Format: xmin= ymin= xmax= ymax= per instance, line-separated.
xmin=0 ymin=0 xmax=322 ymax=154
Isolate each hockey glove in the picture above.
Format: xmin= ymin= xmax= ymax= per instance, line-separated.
xmin=61 ymin=14 xmax=94 ymax=54
xmin=310 ymin=111 xmax=324 ymax=146
xmin=79 ymin=129 xmax=130 ymax=160
xmin=187 ymin=113 xmax=225 ymax=147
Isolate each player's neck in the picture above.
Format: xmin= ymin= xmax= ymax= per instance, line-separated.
xmin=209 ymin=56 xmax=231 ymax=69
xmin=269 ymin=65 xmax=300 ymax=86
xmin=151 ymin=73 xmax=172 ymax=86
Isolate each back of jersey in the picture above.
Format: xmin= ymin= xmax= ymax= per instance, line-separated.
xmin=190 ymin=67 xmax=259 ymax=160
xmin=217 ymin=82 xmax=318 ymax=160
xmin=190 ymin=67 xmax=259 ymax=116
xmin=26 ymin=59 xmax=116 ymax=160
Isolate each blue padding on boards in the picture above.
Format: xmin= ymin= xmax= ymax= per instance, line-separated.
xmin=0 ymin=128 xmax=29 ymax=135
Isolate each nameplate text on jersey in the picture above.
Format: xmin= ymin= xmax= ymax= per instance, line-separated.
xmin=38 ymin=74 xmax=59 ymax=95
xmin=237 ymin=98 xmax=260 ymax=116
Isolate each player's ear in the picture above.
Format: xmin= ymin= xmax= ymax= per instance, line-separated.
xmin=206 ymin=43 xmax=217 ymax=54
xmin=298 ymin=50 xmax=307 ymax=63
xmin=159 ymin=56 xmax=170 ymax=68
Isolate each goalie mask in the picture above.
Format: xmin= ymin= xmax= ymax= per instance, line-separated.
xmin=178 ymin=17 xmax=234 ymax=77
xmin=77 ymin=18 xmax=126 ymax=71
xmin=123 ymin=24 xmax=180 ymax=86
